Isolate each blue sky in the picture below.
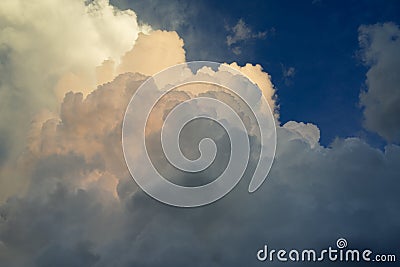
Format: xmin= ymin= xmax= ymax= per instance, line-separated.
xmin=112 ymin=0 xmax=400 ymax=146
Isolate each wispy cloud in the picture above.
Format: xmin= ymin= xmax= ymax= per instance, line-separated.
xmin=281 ymin=64 xmax=296 ymax=86
xmin=225 ymin=19 xmax=269 ymax=55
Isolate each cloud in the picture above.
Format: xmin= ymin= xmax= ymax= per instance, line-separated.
xmin=281 ymin=64 xmax=296 ymax=86
xmin=0 ymin=0 xmax=191 ymax=202
xmin=228 ymin=62 xmax=278 ymax=118
xmin=226 ymin=19 xmax=268 ymax=55
xmin=226 ymin=19 xmax=267 ymax=46
xmin=1 ymin=59 xmax=399 ymax=267
xmin=0 ymin=0 xmax=150 ymax=200
xmin=0 ymin=0 xmax=150 ymax=98
xmin=0 ymin=1 xmax=399 ymax=266
xmin=283 ymin=121 xmax=320 ymax=148
xmin=117 ymin=30 xmax=186 ymax=76
xmin=1 ymin=70 xmax=399 ymax=266
xmin=358 ymin=22 xmax=400 ymax=143
xmin=283 ymin=67 xmax=296 ymax=78
xmin=115 ymin=0 xmax=193 ymax=31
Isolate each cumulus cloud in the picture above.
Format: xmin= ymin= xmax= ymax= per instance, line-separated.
xmin=283 ymin=121 xmax=320 ymax=148
xmin=0 ymin=0 xmax=150 ymax=98
xmin=358 ymin=22 xmax=400 ymax=143
xmin=281 ymin=64 xmax=296 ymax=86
xmin=0 ymin=68 xmax=399 ymax=266
xmin=0 ymin=1 xmax=399 ymax=266
xmin=283 ymin=66 xmax=296 ymax=78
xmin=228 ymin=62 xmax=278 ymax=118
xmin=0 ymin=0 xmax=150 ymax=200
xmin=117 ymin=30 xmax=186 ymax=76
xmin=226 ymin=19 xmax=268 ymax=55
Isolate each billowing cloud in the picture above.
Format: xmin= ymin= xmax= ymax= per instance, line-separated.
xmin=0 ymin=0 xmax=191 ymax=201
xmin=281 ymin=64 xmax=296 ymax=86
xmin=0 ymin=69 xmax=399 ymax=266
xmin=228 ymin=62 xmax=278 ymax=118
xmin=358 ymin=22 xmax=400 ymax=143
xmin=0 ymin=1 xmax=399 ymax=266
xmin=117 ymin=30 xmax=186 ymax=76
xmin=283 ymin=121 xmax=320 ymax=148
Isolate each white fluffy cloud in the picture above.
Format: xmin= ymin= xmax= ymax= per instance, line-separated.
xmin=0 ymin=0 xmax=150 ymax=200
xmin=0 ymin=0 xmax=191 ymax=201
xmin=283 ymin=121 xmax=320 ymax=148
xmin=359 ymin=22 xmax=400 ymax=143
xmin=0 ymin=0 xmax=150 ymax=97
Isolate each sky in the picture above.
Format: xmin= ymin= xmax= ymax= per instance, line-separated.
xmin=112 ymin=0 xmax=400 ymax=146
xmin=0 ymin=0 xmax=399 ymax=267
